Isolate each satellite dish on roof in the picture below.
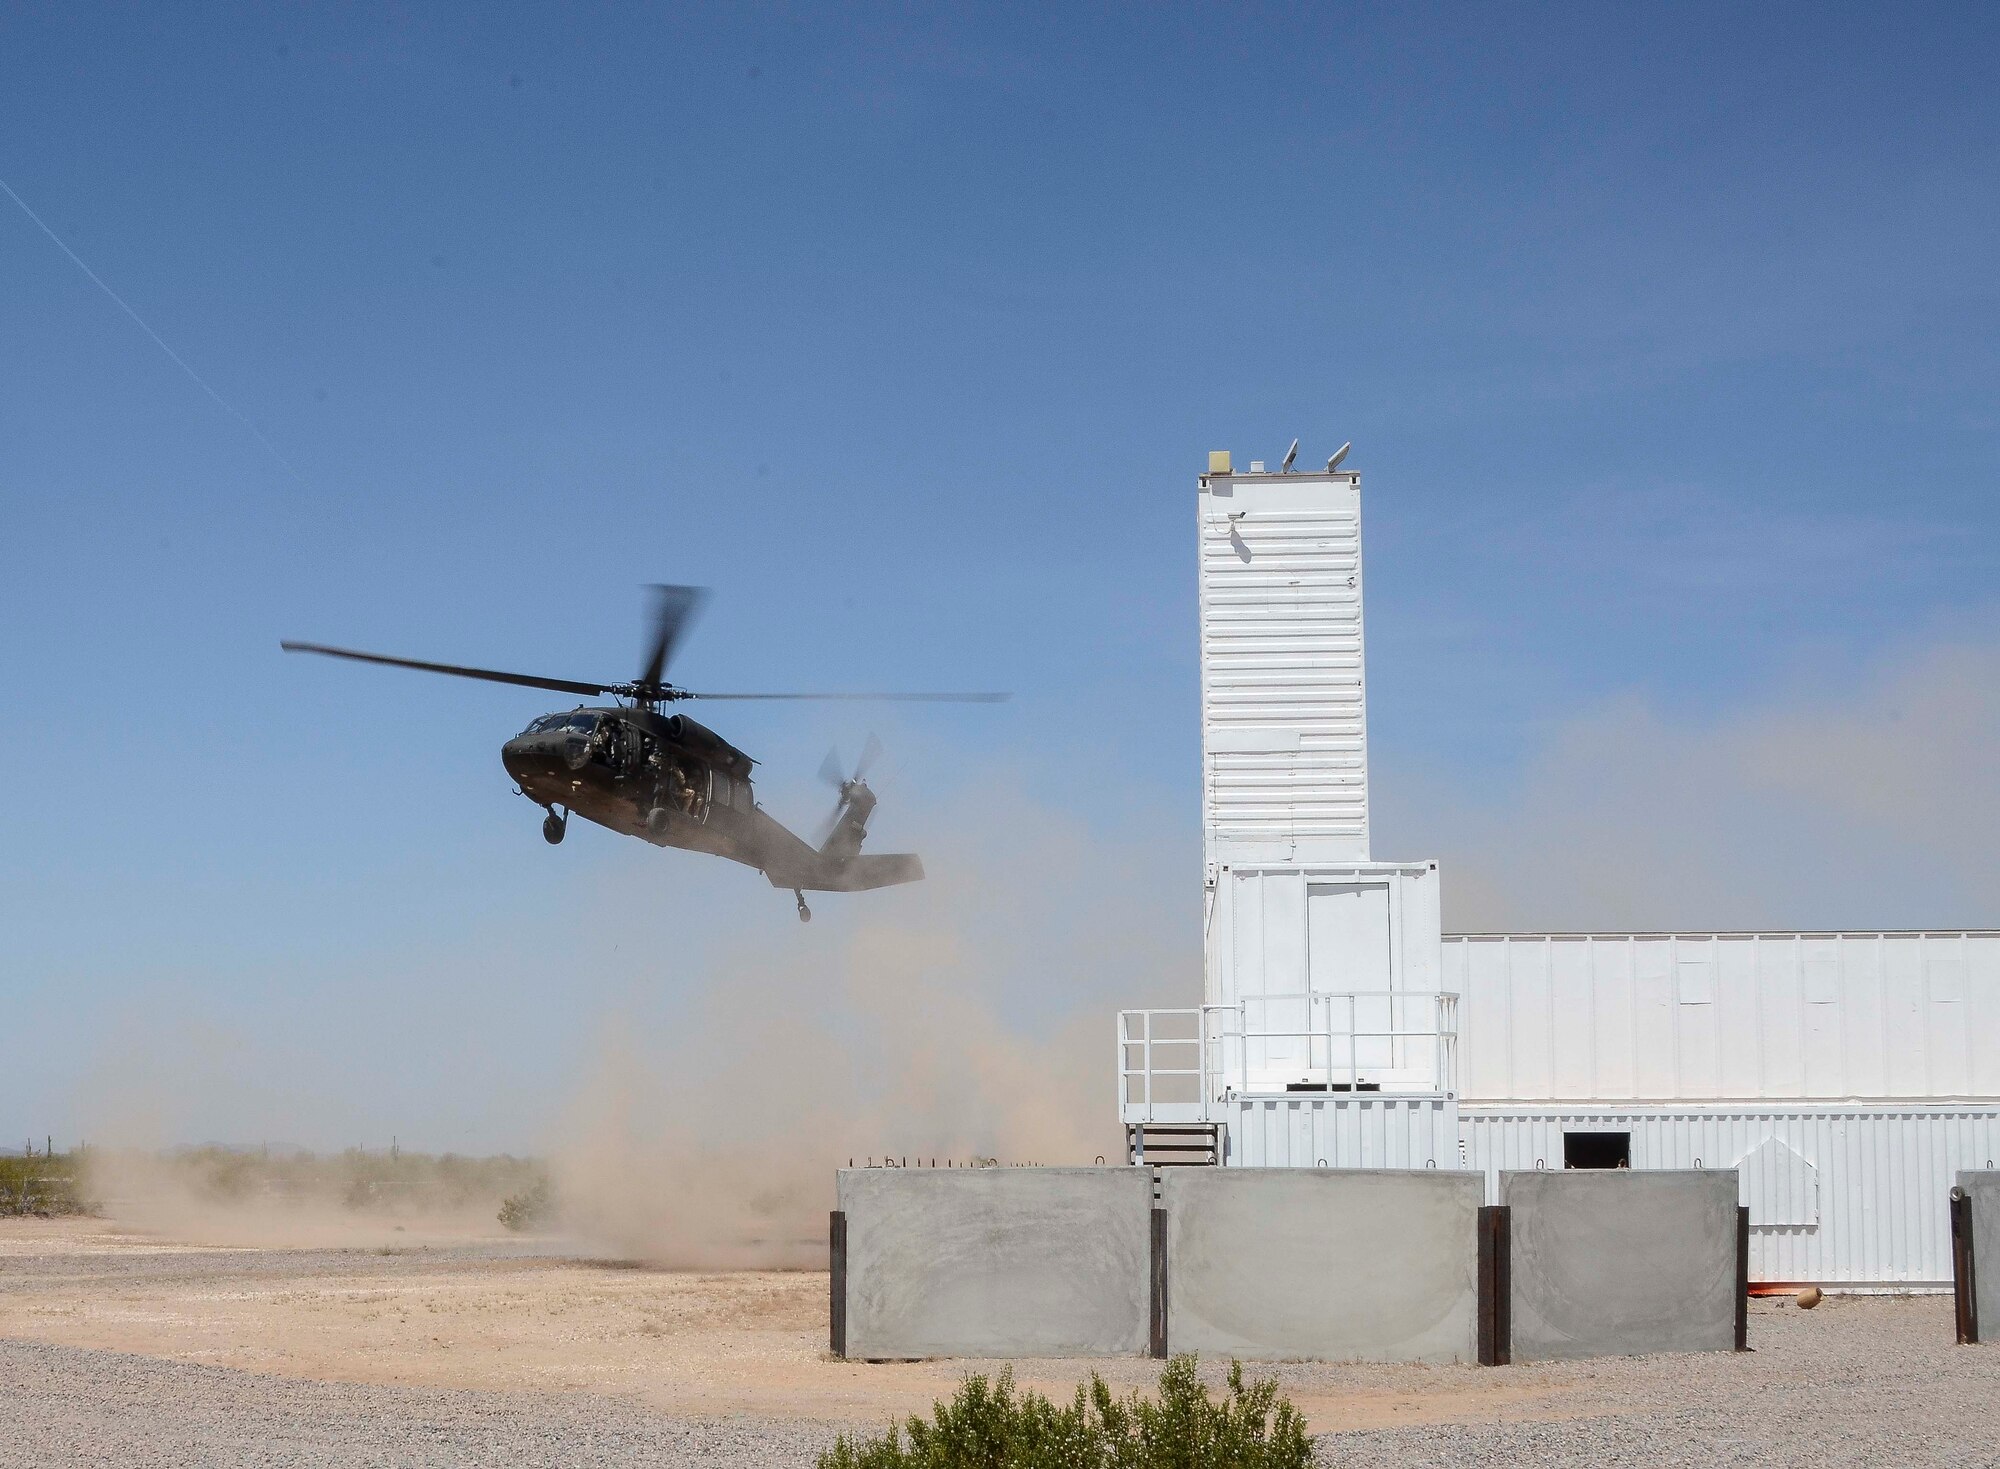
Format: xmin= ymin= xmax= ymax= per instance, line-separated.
xmin=1326 ymin=441 xmax=1352 ymax=472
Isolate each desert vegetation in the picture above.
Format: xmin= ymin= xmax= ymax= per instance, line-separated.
xmin=817 ymin=1357 xmax=1311 ymax=1469
xmin=0 ymin=1145 xmax=90 ymax=1216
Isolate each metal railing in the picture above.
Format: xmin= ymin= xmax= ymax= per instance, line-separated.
xmin=1118 ymin=991 xmax=1460 ymax=1122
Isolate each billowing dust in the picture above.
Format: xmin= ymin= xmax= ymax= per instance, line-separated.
xmin=78 ymin=1147 xmax=532 ymax=1251
xmin=550 ymin=940 xmax=1120 ymax=1268
xmin=74 ymin=790 xmax=1194 ymax=1267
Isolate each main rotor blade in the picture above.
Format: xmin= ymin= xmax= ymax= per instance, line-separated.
xmin=280 ymin=642 xmax=612 ymax=699
xmin=638 ymin=584 xmax=706 ymax=689
xmin=681 ymin=691 xmax=1010 ymax=702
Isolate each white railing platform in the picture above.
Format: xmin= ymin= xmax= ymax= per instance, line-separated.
xmin=1119 ymin=991 xmax=1460 ymax=1124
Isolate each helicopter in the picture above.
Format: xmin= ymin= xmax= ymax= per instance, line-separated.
xmin=281 ymin=586 xmax=1005 ymax=921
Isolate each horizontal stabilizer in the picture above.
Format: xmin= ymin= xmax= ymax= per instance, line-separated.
xmin=806 ymin=853 xmax=924 ymax=892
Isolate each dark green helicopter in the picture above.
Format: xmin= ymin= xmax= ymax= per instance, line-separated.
xmin=282 ymin=586 xmax=1004 ymax=921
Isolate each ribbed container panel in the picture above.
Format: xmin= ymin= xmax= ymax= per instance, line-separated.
xmin=1447 ymin=931 xmax=2000 ymax=1103
xmin=1199 ymin=470 xmax=1369 ymax=865
xmin=1222 ymin=1094 xmax=1461 ymax=1170
xmin=1460 ymin=1104 xmax=2000 ymax=1287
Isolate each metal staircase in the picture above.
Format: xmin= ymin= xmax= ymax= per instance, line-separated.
xmin=1126 ymin=1122 xmax=1224 ymax=1167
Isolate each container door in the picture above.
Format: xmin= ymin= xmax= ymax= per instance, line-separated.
xmin=1307 ymin=882 xmax=1392 ymax=1078
xmin=1236 ymin=873 xmax=1312 ymax=1088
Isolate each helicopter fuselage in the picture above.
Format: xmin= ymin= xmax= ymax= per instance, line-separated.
xmin=282 ymin=583 xmax=968 ymax=918
xmin=502 ymin=706 xmax=758 ymax=860
xmin=498 ymin=705 xmax=921 ymax=901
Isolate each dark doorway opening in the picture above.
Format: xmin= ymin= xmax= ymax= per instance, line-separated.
xmin=1563 ymin=1131 xmax=1631 ymax=1169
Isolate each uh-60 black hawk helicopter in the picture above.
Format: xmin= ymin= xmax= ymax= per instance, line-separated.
xmin=282 ymin=585 xmax=1005 ymax=921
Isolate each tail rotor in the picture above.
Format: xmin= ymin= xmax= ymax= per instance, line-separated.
xmin=815 ymin=733 xmax=884 ymax=855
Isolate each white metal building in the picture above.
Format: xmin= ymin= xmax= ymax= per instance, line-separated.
xmin=1118 ymin=449 xmax=2000 ymax=1288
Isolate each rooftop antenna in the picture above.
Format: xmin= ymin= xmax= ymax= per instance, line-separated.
xmin=1326 ymin=441 xmax=1352 ymax=472
xmin=1280 ymin=438 xmax=1299 ymax=473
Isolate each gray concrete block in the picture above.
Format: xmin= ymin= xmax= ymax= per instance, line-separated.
xmin=837 ymin=1168 xmax=1153 ymax=1359
xmin=1502 ymin=1170 xmax=1739 ymax=1361
xmin=1957 ymin=1171 xmax=2000 ymax=1339
xmin=1162 ymin=1168 xmax=1482 ymax=1363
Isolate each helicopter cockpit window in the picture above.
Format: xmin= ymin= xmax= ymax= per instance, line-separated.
xmin=522 ymin=714 xmax=589 ymax=735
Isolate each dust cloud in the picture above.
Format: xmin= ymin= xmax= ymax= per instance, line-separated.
xmin=1380 ymin=636 xmax=2000 ymax=933
xmin=548 ymin=787 xmax=1195 ymax=1266
xmin=69 ymin=778 xmax=1198 ymax=1263
xmin=77 ymin=1145 xmax=534 ymax=1249
xmin=72 ymin=1018 xmax=539 ymax=1248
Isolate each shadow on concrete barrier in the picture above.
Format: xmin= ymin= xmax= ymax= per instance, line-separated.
xmin=1952 ymin=1170 xmax=1998 ymax=1344
xmin=1502 ymin=1169 xmax=1745 ymax=1362
xmin=1161 ymin=1168 xmax=1484 ymax=1364
xmin=832 ymin=1168 xmax=1153 ymax=1360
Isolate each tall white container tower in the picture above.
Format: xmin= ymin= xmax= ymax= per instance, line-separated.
xmin=1118 ymin=448 xmax=1459 ymax=1172
xmin=1196 ymin=451 xmax=1446 ymax=1091
xmin=1119 ymin=441 xmax=2000 ymax=1290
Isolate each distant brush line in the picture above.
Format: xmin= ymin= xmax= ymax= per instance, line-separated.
xmin=0 ymin=173 xmax=303 ymax=482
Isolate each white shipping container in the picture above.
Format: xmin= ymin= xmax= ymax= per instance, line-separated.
xmin=1461 ymin=1103 xmax=2000 ymax=1286
xmin=1199 ymin=468 xmax=1370 ymax=866
xmin=1447 ymin=932 xmax=2000 ymax=1103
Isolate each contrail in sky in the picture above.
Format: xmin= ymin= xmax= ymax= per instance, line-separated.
xmin=0 ymin=174 xmax=303 ymax=481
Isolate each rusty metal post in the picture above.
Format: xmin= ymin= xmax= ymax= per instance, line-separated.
xmin=1951 ymin=1188 xmax=1979 ymax=1345
xmin=1149 ymin=1206 xmax=1168 ymax=1358
xmin=1477 ymin=1204 xmax=1510 ymax=1366
xmin=828 ymin=1210 xmax=847 ymax=1358
xmin=1735 ymin=1206 xmax=1751 ymax=1351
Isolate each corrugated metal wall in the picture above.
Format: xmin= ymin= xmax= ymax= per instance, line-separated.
xmin=1461 ymin=1104 xmax=2000 ymax=1286
xmin=1199 ymin=470 xmax=1369 ymax=865
xmin=1223 ymin=1094 xmax=1461 ymax=1170
xmin=1447 ymin=931 xmax=2000 ymax=1102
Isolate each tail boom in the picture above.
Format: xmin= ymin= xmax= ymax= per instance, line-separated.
xmin=749 ymin=808 xmax=924 ymax=893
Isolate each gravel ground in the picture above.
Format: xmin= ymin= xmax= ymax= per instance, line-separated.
xmin=0 ymin=1337 xmax=844 ymax=1469
xmin=1314 ymin=1296 xmax=2000 ymax=1469
xmin=4 ymin=1222 xmax=1997 ymax=1469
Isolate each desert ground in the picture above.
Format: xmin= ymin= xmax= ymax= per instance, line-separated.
xmin=2 ymin=1216 xmax=1996 ymax=1467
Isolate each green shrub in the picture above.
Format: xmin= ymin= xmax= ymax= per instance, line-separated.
xmin=497 ymin=1178 xmax=555 ymax=1232
xmin=817 ymin=1356 xmax=1311 ymax=1469
xmin=0 ymin=1151 xmax=91 ymax=1217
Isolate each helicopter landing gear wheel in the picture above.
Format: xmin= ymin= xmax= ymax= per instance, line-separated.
xmin=645 ymin=806 xmax=673 ymax=841
xmin=542 ymin=809 xmax=566 ymax=845
xmin=794 ymin=890 xmax=812 ymax=923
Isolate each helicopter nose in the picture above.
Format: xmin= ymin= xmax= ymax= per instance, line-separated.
xmin=502 ymin=734 xmax=561 ymax=786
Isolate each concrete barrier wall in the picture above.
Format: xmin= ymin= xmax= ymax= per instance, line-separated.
xmin=1502 ymin=1169 xmax=1739 ymax=1361
xmin=836 ymin=1168 xmax=1153 ymax=1359
xmin=1162 ymin=1168 xmax=1483 ymax=1363
xmin=1960 ymin=1171 xmax=2000 ymax=1339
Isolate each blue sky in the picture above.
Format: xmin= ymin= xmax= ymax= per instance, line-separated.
xmin=3 ymin=3 xmax=1996 ymax=1151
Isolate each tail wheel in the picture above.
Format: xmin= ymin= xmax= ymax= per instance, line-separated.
xmin=795 ymin=891 xmax=812 ymax=923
